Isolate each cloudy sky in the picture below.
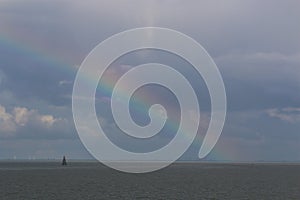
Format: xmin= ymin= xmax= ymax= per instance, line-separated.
xmin=0 ymin=0 xmax=299 ymax=161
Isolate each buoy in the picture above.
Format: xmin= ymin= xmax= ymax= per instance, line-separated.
xmin=62 ymin=155 xmax=67 ymax=165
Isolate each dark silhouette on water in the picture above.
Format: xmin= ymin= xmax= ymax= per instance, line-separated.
xmin=62 ymin=156 xmax=67 ymax=165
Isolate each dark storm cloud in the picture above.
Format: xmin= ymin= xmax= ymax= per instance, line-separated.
xmin=218 ymin=52 xmax=300 ymax=110
xmin=3 ymin=0 xmax=297 ymax=112
xmin=0 ymin=44 xmax=75 ymax=106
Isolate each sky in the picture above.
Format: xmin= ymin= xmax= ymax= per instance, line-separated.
xmin=0 ymin=0 xmax=299 ymax=161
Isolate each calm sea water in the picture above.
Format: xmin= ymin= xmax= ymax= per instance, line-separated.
xmin=0 ymin=162 xmax=299 ymax=199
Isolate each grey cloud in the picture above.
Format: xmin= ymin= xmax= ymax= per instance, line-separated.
xmin=0 ymin=49 xmax=76 ymax=106
xmin=2 ymin=0 xmax=299 ymax=59
xmin=216 ymin=51 xmax=300 ymax=110
xmin=2 ymin=0 xmax=298 ymax=112
xmin=0 ymin=0 xmax=299 ymax=161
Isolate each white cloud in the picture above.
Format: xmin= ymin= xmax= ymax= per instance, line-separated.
xmin=40 ymin=115 xmax=55 ymax=127
xmin=266 ymin=107 xmax=300 ymax=123
xmin=58 ymin=80 xmax=72 ymax=86
xmin=216 ymin=52 xmax=300 ymax=65
xmin=0 ymin=104 xmax=69 ymax=138
xmin=0 ymin=105 xmax=16 ymax=133
xmin=13 ymin=107 xmax=32 ymax=126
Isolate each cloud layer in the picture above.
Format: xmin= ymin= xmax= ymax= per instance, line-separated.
xmin=0 ymin=0 xmax=299 ymax=161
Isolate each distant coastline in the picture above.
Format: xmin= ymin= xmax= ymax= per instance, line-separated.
xmin=0 ymin=159 xmax=299 ymax=165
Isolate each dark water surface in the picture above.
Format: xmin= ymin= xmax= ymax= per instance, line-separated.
xmin=0 ymin=162 xmax=299 ymax=199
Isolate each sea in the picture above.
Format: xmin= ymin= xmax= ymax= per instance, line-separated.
xmin=0 ymin=161 xmax=299 ymax=199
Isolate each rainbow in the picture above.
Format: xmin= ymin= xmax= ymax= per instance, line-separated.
xmin=0 ymin=33 xmax=231 ymax=161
